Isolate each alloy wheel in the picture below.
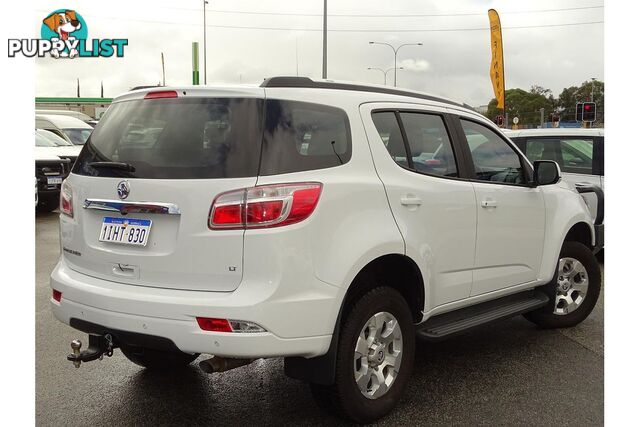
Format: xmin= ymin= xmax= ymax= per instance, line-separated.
xmin=353 ymin=311 xmax=403 ymax=399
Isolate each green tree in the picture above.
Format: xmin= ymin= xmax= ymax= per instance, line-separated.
xmin=486 ymin=87 xmax=554 ymax=127
xmin=556 ymin=79 xmax=604 ymax=123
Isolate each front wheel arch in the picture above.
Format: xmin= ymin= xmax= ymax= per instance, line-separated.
xmin=563 ymin=221 xmax=594 ymax=249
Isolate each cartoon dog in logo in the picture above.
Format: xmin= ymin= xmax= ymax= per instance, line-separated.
xmin=42 ymin=10 xmax=82 ymax=58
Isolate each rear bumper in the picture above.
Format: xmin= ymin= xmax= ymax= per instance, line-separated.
xmin=50 ymin=258 xmax=341 ymax=358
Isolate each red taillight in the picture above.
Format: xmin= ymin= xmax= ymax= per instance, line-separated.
xmin=197 ymin=317 xmax=233 ymax=332
xmin=144 ymin=90 xmax=178 ymax=99
xmin=208 ymin=188 xmax=246 ymax=230
xmin=246 ymin=200 xmax=284 ymax=224
xmin=60 ymin=179 xmax=73 ymax=217
xmin=52 ymin=289 xmax=62 ymax=302
xmin=212 ymin=204 xmax=243 ymax=225
xmin=209 ymin=183 xmax=322 ymax=230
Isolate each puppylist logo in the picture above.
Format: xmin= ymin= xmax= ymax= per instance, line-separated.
xmin=8 ymin=9 xmax=128 ymax=58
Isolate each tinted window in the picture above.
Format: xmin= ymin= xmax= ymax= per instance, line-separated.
xmin=461 ymin=120 xmax=524 ymax=184
xmin=399 ymin=112 xmax=457 ymax=177
xmin=561 ymin=139 xmax=593 ymax=174
xmin=371 ymin=112 xmax=408 ymax=167
xmin=63 ymin=128 xmax=92 ymax=145
xmin=74 ymin=98 xmax=264 ymax=179
xmin=259 ymin=100 xmax=351 ymax=175
xmin=524 ymin=137 xmax=594 ymax=175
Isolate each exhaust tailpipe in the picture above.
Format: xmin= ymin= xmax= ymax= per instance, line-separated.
xmin=199 ymin=356 xmax=254 ymax=374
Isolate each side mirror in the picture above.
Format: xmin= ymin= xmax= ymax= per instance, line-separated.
xmin=533 ymin=160 xmax=561 ymax=186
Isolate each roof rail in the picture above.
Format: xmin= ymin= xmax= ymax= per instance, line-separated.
xmin=260 ymin=76 xmax=466 ymax=109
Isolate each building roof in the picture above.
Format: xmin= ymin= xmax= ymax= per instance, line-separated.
xmin=36 ymin=97 xmax=113 ymax=104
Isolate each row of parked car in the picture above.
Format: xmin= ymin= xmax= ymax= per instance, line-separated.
xmin=35 ymin=111 xmax=95 ymax=211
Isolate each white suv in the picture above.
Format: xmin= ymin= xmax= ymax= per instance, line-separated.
xmin=50 ymin=77 xmax=603 ymax=423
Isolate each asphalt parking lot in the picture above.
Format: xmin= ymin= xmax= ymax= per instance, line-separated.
xmin=36 ymin=211 xmax=603 ymax=426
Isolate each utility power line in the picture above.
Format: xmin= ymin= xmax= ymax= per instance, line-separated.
xmin=154 ymin=5 xmax=604 ymax=18
xmin=206 ymin=21 xmax=604 ymax=33
xmin=58 ymin=12 xmax=603 ymax=33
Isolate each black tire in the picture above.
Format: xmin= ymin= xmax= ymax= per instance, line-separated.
xmin=524 ymin=241 xmax=601 ymax=328
xmin=310 ymin=287 xmax=415 ymax=423
xmin=37 ymin=194 xmax=58 ymax=213
xmin=121 ymin=345 xmax=199 ymax=370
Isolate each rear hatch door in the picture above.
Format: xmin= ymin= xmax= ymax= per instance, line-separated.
xmin=63 ymin=88 xmax=264 ymax=292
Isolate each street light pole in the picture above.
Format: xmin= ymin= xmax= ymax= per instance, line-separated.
xmin=367 ymin=67 xmax=386 ymax=84
xmin=322 ymin=0 xmax=327 ymax=79
xmin=203 ymin=0 xmax=208 ymax=85
xmin=388 ymin=67 xmax=404 ymax=85
xmin=367 ymin=67 xmax=405 ymax=85
xmin=161 ymin=52 xmax=165 ymax=86
xmin=369 ymin=41 xmax=422 ymax=87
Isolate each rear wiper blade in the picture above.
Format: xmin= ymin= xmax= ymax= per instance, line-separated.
xmin=88 ymin=161 xmax=136 ymax=172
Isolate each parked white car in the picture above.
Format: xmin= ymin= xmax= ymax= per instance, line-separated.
xmin=36 ymin=109 xmax=94 ymax=123
xmin=36 ymin=129 xmax=82 ymax=160
xmin=504 ymin=128 xmax=604 ymax=250
xmin=51 ymin=78 xmax=602 ymax=422
xmin=35 ymin=140 xmax=70 ymax=212
xmin=36 ymin=114 xmax=93 ymax=145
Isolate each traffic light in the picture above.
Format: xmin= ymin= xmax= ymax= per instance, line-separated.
xmin=575 ymin=102 xmax=584 ymax=122
xmin=495 ymin=115 xmax=504 ymax=127
xmin=583 ymin=102 xmax=596 ymax=122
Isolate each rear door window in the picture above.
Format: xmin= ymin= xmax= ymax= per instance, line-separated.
xmin=399 ymin=112 xmax=458 ymax=177
xmin=74 ymin=98 xmax=264 ymax=179
xmin=259 ymin=100 xmax=351 ymax=175
xmin=371 ymin=112 xmax=408 ymax=167
xmin=372 ymin=111 xmax=458 ymax=177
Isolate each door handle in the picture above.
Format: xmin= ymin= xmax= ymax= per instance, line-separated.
xmin=400 ymin=196 xmax=423 ymax=206
xmin=481 ymin=199 xmax=498 ymax=208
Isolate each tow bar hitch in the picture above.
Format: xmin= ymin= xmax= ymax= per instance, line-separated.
xmin=67 ymin=334 xmax=117 ymax=368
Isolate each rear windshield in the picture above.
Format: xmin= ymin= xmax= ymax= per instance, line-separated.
xmin=73 ymin=98 xmax=264 ymax=179
xmin=73 ymin=96 xmax=350 ymax=179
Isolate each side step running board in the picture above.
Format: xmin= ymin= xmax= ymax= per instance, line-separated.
xmin=416 ymin=290 xmax=549 ymax=341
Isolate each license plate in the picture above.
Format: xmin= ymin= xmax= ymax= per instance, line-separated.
xmin=99 ymin=217 xmax=152 ymax=246
xmin=47 ymin=176 xmax=63 ymax=185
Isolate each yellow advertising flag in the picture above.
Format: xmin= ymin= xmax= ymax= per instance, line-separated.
xmin=488 ymin=9 xmax=505 ymax=110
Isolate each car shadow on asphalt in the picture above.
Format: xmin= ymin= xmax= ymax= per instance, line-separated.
xmin=77 ymin=317 xmax=602 ymax=426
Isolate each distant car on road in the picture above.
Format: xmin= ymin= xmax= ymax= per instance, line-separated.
xmin=36 ymin=114 xmax=93 ymax=145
